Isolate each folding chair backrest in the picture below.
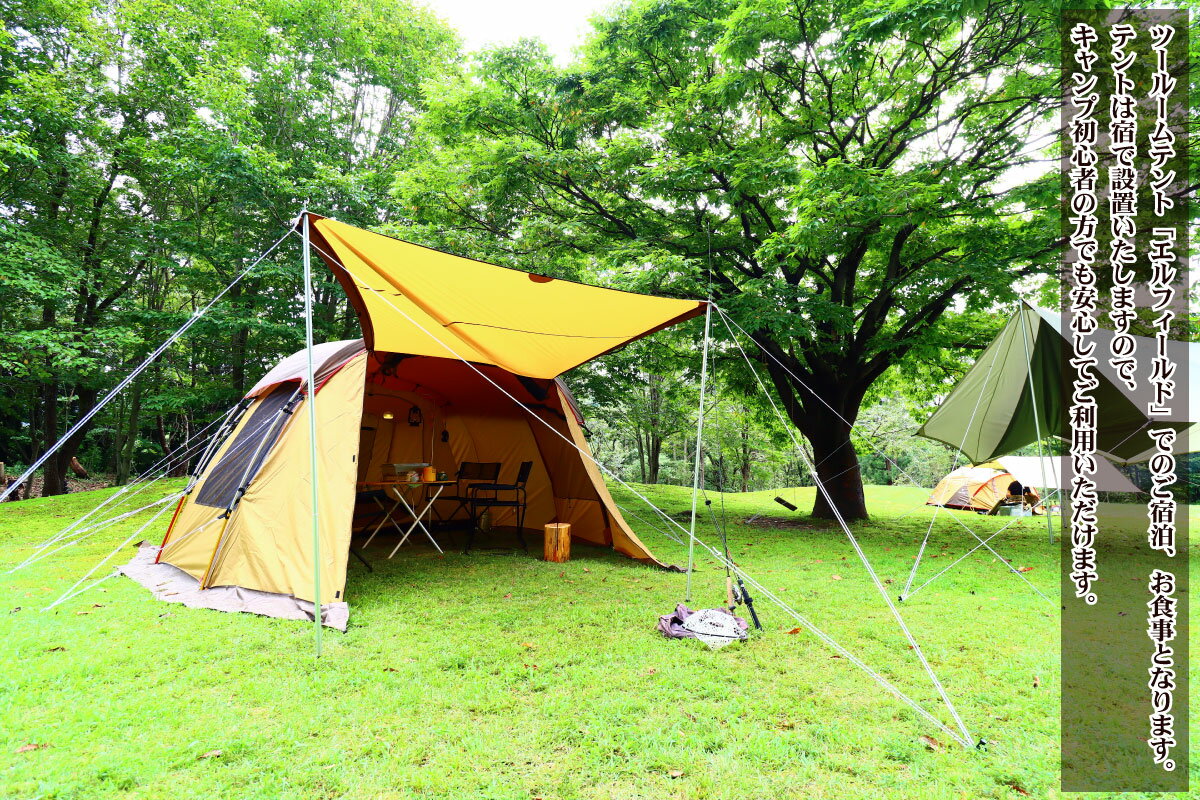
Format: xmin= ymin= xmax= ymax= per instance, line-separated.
xmin=514 ymin=460 xmax=533 ymax=487
xmin=458 ymin=461 xmax=501 ymax=482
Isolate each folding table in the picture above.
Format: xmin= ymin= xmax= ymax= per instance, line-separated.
xmin=359 ymin=480 xmax=455 ymax=556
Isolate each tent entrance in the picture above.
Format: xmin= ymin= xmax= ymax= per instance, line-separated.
xmin=351 ymin=355 xmax=570 ymax=551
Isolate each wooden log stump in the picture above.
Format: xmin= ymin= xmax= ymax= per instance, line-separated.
xmin=543 ymin=523 xmax=571 ymax=563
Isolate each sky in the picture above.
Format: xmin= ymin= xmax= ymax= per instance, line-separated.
xmin=422 ymin=0 xmax=614 ymax=64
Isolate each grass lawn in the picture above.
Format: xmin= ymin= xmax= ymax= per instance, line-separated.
xmin=0 ymin=481 xmax=1186 ymax=799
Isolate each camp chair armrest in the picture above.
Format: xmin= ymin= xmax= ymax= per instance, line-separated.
xmin=469 ymin=483 xmax=519 ymax=493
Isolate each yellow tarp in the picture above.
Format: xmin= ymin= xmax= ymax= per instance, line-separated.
xmin=308 ymin=215 xmax=705 ymax=379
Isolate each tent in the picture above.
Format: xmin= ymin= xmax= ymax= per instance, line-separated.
xmin=926 ymin=466 xmax=1015 ymax=512
xmin=147 ymin=214 xmax=706 ymax=627
xmin=926 ymin=456 xmax=1142 ymax=513
xmin=30 ymin=213 xmax=982 ymax=746
xmin=917 ymin=303 xmax=1197 ymax=464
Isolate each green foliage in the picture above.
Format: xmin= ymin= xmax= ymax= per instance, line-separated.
xmin=0 ymin=0 xmax=457 ymax=487
xmin=393 ymin=0 xmax=1066 ymax=517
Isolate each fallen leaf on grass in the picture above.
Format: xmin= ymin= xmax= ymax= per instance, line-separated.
xmin=830 ymin=575 xmax=842 ymax=581
xmin=503 ymin=593 xmax=513 ymax=600
xmin=668 ymin=769 xmax=684 ymax=779
xmin=520 ymin=642 xmax=536 ymax=649
xmin=1032 ymin=675 xmax=1040 ymax=689
xmin=74 ymin=611 xmax=89 ymax=616
xmin=583 ymin=568 xmax=591 ymax=573
xmin=647 ymin=667 xmax=657 ymax=675
xmin=198 ymin=750 xmax=222 ymax=759
xmin=919 ymin=735 xmax=943 ymax=751
xmin=786 ymin=627 xmax=803 ymax=635
xmin=10 ymin=607 xmax=20 ymax=613
xmin=46 ymin=646 xmax=65 ymax=652
xmin=382 ymin=667 xmax=398 ymax=672
xmin=16 ymin=743 xmax=48 ymax=753
xmin=1018 ymin=566 xmax=1034 ymax=573
xmin=1005 ymin=781 xmax=1031 ymax=796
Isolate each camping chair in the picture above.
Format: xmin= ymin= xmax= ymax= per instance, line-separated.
xmin=436 ymin=461 xmax=502 ymax=523
xmin=465 ymin=461 xmax=533 ymax=554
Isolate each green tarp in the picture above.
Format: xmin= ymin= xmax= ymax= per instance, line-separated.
xmin=917 ymin=304 xmax=1196 ymax=464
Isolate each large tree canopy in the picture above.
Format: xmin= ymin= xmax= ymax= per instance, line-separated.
xmin=393 ymin=0 xmax=1063 ymax=518
xmin=0 ymin=0 xmax=456 ymax=494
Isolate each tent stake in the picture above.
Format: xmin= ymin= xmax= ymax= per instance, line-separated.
xmin=1017 ymin=303 xmax=1056 ymax=544
xmin=685 ymin=301 xmax=712 ymax=602
xmin=302 ymin=211 xmax=322 ymax=657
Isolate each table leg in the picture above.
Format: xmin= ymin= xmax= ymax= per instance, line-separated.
xmin=363 ymin=493 xmax=405 ymax=549
xmin=388 ymin=485 xmax=446 ymax=558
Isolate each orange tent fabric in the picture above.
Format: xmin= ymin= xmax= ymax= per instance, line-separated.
xmin=155 ymin=215 xmax=699 ymax=617
xmin=307 ymin=214 xmax=705 ymax=379
xmin=926 ymin=466 xmax=1014 ymax=513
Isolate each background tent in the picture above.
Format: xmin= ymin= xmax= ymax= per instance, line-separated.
xmin=927 ymin=466 xmax=1013 ymax=512
xmin=145 ymin=215 xmax=706 ymax=628
xmin=917 ymin=304 xmax=1197 ymax=464
xmin=927 ymin=456 xmax=1141 ymax=513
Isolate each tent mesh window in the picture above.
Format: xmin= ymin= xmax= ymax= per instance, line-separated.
xmin=194 ymin=384 xmax=295 ymax=509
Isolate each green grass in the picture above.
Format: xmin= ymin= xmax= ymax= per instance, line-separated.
xmin=0 ymin=482 xmax=1186 ymax=798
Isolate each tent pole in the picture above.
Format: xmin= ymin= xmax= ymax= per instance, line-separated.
xmin=1017 ymin=302 xmax=1055 ymax=544
xmin=302 ymin=211 xmax=322 ymax=656
xmin=685 ymin=301 xmax=713 ymax=602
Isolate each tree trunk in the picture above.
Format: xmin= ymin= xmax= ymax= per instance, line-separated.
xmin=765 ymin=357 xmax=870 ymax=521
xmin=42 ymin=386 xmax=99 ymax=498
xmin=804 ymin=410 xmax=868 ymax=521
xmin=635 ymin=426 xmax=646 ymax=483
xmin=41 ymin=379 xmax=64 ymax=496
xmin=646 ymin=433 xmax=662 ymax=484
xmin=739 ymin=419 xmax=751 ymax=492
xmin=230 ymin=281 xmax=248 ymax=397
xmin=114 ymin=381 xmax=142 ymax=485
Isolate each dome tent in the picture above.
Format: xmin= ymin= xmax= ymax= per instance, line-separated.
xmin=139 ymin=214 xmax=706 ymax=629
xmin=926 ymin=456 xmax=1142 ymax=514
xmin=926 ymin=466 xmax=1015 ymax=513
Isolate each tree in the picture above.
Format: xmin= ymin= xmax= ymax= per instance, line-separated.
xmin=0 ymin=0 xmax=456 ymax=493
xmin=394 ymin=0 xmax=1064 ymax=519
xmin=570 ymin=333 xmax=698 ymax=484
